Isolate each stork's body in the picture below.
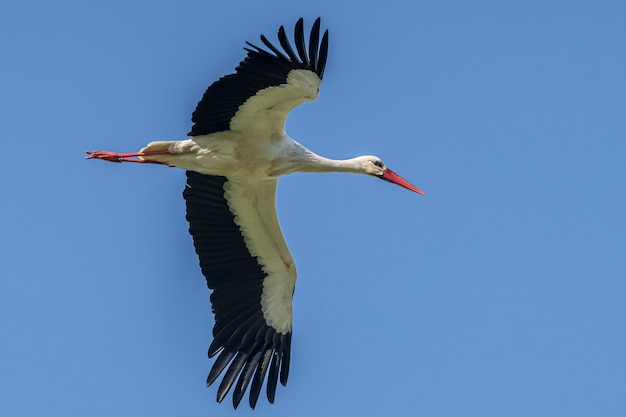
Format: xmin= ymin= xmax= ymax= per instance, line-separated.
xmin=87 ymin=18 xmax=422 ymax=409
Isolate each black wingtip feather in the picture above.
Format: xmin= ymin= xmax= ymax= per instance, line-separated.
xmin=207 ymin=343 xmax=224 ymax=359
xmin=279 ymin=333 xmax=291 ymax=386
xmin=294 ymin=18 xmax=309 ymax=65
xmin=277 ymin=25 xmax=299 ymax=63
xmin=266 ymin=351 xmax=280 ymax=403
xmin=318 ymin=29 xmax=329 ymax=79
xmin=207 ymin=350 xmax=235 ymax=387
xmin=258 ymin=35 xmax=289 ymax=61
xmin=309 ymin=18 xmax=321 ymax=71
xmin=249 ymin=349 xmax=273 ymax=409
xmin=232 ymin=349 xmax=263 ymax=409
xmin=216 ymin=352 xmax=248 ymax=403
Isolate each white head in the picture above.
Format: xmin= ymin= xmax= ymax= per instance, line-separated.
xmin=353 ymin=155 xmax=424 ymax=194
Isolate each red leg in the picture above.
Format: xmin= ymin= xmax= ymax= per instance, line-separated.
xmin=85 ymin=150 xmax=171 ymax=165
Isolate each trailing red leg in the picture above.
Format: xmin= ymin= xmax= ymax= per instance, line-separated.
xmin=85 ymin=150 xmax=171 ymax=165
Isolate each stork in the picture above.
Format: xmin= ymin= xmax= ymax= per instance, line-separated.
xmin=87 ymin=18 xmax=423 ymax=409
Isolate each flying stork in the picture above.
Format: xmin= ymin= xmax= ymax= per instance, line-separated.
xmin=87 ymin=18 xmax=423 ymax=409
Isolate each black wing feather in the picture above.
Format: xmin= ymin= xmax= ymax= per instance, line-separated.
xmin=279 ymin=332 xmax=291 ymax=386
xmin=207 ymin=350 xmax=235 ymax=387
xmin=258 ymin=35 xmax=289 ymax=61
xmin=249 ymin=349 xmax=273 ymax=409
xmin=188 ymin=18 xmax=329 ymax=136
xmin=309 ymin=18 xmax=321 ymax=71
xmin=317 ymin=29 xmax=329 ymax=79
xmin=184 ymin=171 xmax=292 ymax=408
xmin=294 ymin=18 xmax=309 ymax=65
xmin=233 ymin=349 xmax=262 ymax=409
xmin=217 ymin=352 xmax=249 ymax=403
xmin=266 ymin=350 xmax=280 ymax=403
xmin=277 ymin=24 xmax=300 ymax=63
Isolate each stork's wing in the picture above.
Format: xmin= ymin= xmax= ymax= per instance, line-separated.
xmin=188 ymin=17 xmax=328 ymax=139
xmin=183 ymin=171 xmax=297 ymax=409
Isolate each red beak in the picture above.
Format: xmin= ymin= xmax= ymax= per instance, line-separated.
xmin=381 ymin=169 xmax=424 ymax=195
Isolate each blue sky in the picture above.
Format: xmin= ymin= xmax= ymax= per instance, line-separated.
xmin=2 ymin=1 xmax=625 ymax=416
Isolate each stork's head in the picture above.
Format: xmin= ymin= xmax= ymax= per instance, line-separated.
xmin=357 ymin=156 xmax=424 ymax=195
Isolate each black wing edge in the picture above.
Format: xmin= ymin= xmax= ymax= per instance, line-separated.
xmin=183 ymin=171 xmax=292 ymax=409
xmin=188 ymin=18 xmax=329 ymax=137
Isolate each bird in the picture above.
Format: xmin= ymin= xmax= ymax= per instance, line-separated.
xmin=87 ymin=17 xmax=423 ymax=409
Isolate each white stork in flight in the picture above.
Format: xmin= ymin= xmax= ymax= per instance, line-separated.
xmin=87 ymin=18 xmax=423 ymax=409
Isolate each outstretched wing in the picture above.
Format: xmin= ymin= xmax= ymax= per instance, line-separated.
xmin=188 ymin=18 xmax=329 ymax=139
xmin=183 ymin=171 xmax=297 ymax=409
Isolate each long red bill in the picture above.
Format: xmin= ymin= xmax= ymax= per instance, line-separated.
xmin=381 ymin=169 xmax=424 ymax=195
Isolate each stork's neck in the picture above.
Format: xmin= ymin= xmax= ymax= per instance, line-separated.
xmin=278 ymin=142 xmax=365 ymax=175
xmin=302 ymin=154 xmax=364 ymax=173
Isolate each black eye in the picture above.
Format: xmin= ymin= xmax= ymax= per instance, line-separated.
xmin=372 ymin=160 xmax=383 ymax=168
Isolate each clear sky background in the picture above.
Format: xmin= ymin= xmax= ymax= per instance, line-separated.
xmin=2 ymin=1 xmax=625 ymax=416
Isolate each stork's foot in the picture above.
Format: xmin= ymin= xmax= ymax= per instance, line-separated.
xmin=86 ymin=150 xmax=126 ymax=163
xmin=85 ymin=150 xmax=170 ymax=165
